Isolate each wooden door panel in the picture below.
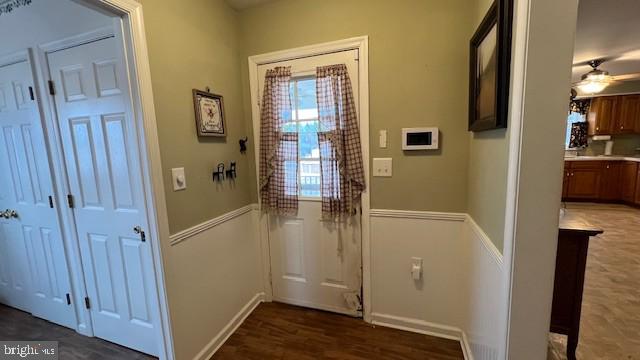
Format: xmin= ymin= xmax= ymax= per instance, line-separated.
xmin=567 ymin=169 xmax=601 ymax=199
xmin=617 ymin=95 xmax=640 ymax=134
xmin=600 ymin=162 xmax=621 ymax=201
xmin=621 ymin=162 xmax=638 ymax=202
xmin=588 ymin=97 xmax=617 ymax=135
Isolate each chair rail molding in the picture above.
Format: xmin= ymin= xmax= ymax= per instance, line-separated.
xmin=169 ymin=204 xmax=258 ymax=246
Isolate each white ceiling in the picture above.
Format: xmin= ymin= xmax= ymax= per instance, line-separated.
xmin=224 ymin=0 xmax=274 ymax=10
xmin=572 ymin=0 xmax=640 ymax=82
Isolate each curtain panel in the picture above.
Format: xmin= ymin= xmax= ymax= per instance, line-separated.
xmin=316 ymin=64 xmax=366 ymax=217
xmin=259 ymin=66 xmax=299 ymax=215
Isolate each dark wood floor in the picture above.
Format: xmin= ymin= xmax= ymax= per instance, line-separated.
xmin=212 ymin=302 xmax=464 ymax=360
xmin=1 ymin=302 xmax=464 ymax=360
xmin=0 ymin=304 xmax=154 ymax=359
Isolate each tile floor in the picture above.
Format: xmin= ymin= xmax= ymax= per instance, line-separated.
xmin=548 ymin=203 xmax=640 ymax=360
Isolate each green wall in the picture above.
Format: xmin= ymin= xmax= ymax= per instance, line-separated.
xmin=466 ymin=0 xmax=509 ymax=252
xmin=140 ymin=0 xmax=253 ymax=233
xmin=239 ymin=0 xmax=473 ymax=213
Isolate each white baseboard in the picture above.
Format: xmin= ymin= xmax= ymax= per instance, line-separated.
xmin=460 ymin=331 xmax=475 ymax=360
xmin=371 ymin=312 xmax=473 ymax=360
xmin=193 ymin=292 xmax=265 ymax=360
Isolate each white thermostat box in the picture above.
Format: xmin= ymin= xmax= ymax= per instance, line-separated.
xmin=402 ymin=127 xmax=439 ymax=150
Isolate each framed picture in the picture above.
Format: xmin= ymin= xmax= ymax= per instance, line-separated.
xmin=193 ymin=89 xmax=226 ymax=137
xmin=468 ymin=0 xmax=514 ymax=132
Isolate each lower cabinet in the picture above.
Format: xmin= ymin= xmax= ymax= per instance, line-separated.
xmin=565 ymin=161 xmax=603 ymax=200
xmin=563 ymin=160 xmax=639 ymax=204
xmin=600 ymin=162 xmax=621 ymax=201
xmin=622 ymin=161 xmax=639 ymax=202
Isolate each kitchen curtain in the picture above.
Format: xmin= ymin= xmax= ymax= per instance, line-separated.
xmin=259 ymin=66 xmax=299 ymax=215
xmin=316 ymin=64 xmax=365 ymax=217
xmin=259 ymin=63 xmax=365 ymax=217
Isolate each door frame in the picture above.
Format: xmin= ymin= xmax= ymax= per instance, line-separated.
xmin=31 ymin=1 xmax=175 ymax=359
xmin=500 ymin=0 xmax=579 ymax=357
xmin=247 ymin=36 xmax=372 ymax=321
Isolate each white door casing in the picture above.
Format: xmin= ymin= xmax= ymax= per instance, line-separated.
xmin=47 ymin=36 xmax=159 ymax=356
xmin=0 ymin=57 xmax=77 ymax=328
xmin=257 ymin=50 xmax=363 ymax=316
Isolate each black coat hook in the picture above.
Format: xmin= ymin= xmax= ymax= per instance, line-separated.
xmin=213 ymin=163 xmax=225 ymax=182
xmin=226 ymin=162 xmax=237 ymax=179
xmin=239 ymin=137 xmax=248 ymax=153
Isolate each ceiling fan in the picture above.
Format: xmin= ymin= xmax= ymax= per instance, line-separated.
xmin=573 ymin=58 xmax=640 ymax=94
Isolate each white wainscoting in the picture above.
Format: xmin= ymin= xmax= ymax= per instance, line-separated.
xmin=166 ymin=204 xmax=264 ymax=360
xmin=370 ymin=209 xmax=504 ymax=360
xmin=165 ymin=205 xmax=504 ymax=360
xmin=462 ymin=216 xmax=504 ymax=360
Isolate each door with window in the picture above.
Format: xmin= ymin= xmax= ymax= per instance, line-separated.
xmin=0 ymin=58 xmax=76 ymax=328
xmin=257 ymin=50 xmax=363 ymax=316
xmin=47 ymin=36 xmax=159 ymax=356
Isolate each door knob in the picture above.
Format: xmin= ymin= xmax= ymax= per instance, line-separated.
xmin=133 ymin=226 xmax=146 ymax=242
xmin=0 ymin=209 xmax=17 ymax=219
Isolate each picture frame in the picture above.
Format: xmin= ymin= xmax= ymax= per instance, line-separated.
xmin=193 ymin=89 xmax=226 ymax=137
xmin=468 ymin=0 xmax=514 ymax=132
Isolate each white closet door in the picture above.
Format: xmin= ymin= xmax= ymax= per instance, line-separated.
xmin=0 ymin=59 xmax=76 ymax=328
xmin=258 ymin=50 xmax=363 ymax=316
xmin=48 ymin=36 xmax=159 ymax=356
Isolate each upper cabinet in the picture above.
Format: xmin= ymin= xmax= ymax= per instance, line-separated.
xmin=587 ymin=95 xmax=640 ymax=135
xmin=588 ymin=96 xmax=616 ymax=135
xmin=617 ymin=95 xmax=640 ymax=134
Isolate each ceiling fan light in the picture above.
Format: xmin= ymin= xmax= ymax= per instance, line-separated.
xmin=577 ymin=79 xmax=610 ymax=94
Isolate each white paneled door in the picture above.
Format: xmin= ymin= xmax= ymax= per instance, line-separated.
xmin=258 ymin=50 xmax=363 ymax=316
xmin=47 ymin=37 xmax=159 ymax=356
xmin=0 ymin=59 xmax=76 ymax=328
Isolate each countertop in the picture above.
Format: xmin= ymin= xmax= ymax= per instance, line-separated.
xmin=564 ymin=155 xmax=640 ymax=162
xmin=559 ymin=209 xmax=603 ymax=236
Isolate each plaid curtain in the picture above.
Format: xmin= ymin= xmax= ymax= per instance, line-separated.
xmin=316 ymin=64 xmax=366 ymax=217
xmin=259 ymin=67 xmax=298 ymax=215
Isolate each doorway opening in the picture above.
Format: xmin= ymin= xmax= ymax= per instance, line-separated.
xmin=550 ymin=1 xmax=640 ymax=359
xmin=0 ymin=1 xmax=172 ymax=359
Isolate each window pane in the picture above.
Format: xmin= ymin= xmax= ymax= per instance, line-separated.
xmin=300 ymin=160 xmax=321 ymax=197
xmin=299 ymin=121 xmax=319 ymax=158
xmin=296 ymin=78 xmax=318 ymax=120
xmin=281 ymin=122 xmax=297 ymax=132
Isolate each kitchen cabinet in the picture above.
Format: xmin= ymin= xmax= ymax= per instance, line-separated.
xmin=620 ymin=161 xmax=638 ymax=202
xmin=635 ymin=167 xmax=640 ymax=205
xmin=599 ymin=162 xmax=620 ymax=201
xmin=562 ymin=168 xmax=571 ymax=199
xmin=615 ymin=95 xmax=640 ymax=134
xmin=587 ymin=97 xmax=617 ymax=135
xmin=565 ymin=161 xmax=602 ymax=200
xmin=563 ymin=160 xmax=640 ymax=205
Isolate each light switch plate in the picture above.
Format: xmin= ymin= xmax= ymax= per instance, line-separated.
xmin=379 ymin=130 xmax=387 ymax=148
xmin=171 ymin=167 xmax=187 ymax=191
xmin=372 ymin=158 xmax=392 ymax=177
